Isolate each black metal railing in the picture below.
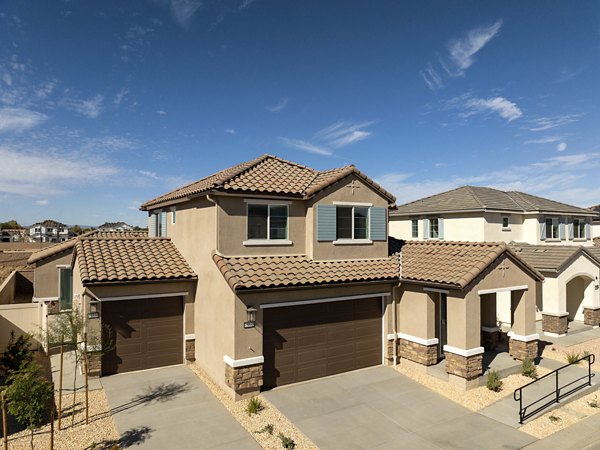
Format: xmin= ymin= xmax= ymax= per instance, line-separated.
xmin=513 ymin=353 xmax=595 ymax=424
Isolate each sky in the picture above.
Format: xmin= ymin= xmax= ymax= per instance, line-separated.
xmin=1 ymin=1 xmax=600 ymax=227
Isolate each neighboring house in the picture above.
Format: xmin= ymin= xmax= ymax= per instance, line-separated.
xmin=55 ymin=153 xmax=539 ymax=397
xmin=97 ymin=221 xmax=134 ymax=232
xmin=390 ymin=186 xmax=596 ymax=246
xmin=589 ymin=204 xmax=600 ymax=238
xmin=510 ymin=244 xmax=600 ymax=336
xmin=29 ymin=220 xmax=70 ymax=243
xmin=1 ymin=229 xmax=28 ymax=242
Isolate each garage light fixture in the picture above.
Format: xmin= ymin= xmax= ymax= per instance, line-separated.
xmin=245 ymin=306 xmax=257 ymax=328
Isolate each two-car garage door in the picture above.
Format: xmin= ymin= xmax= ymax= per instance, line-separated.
xmin=263 ymin=297 xmax=382 ymax=388
xmin=102 ymin=297 xmax=183 ymax=375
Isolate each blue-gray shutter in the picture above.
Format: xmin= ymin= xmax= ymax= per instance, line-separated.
xmin=568 ymin=220 xmax=574 ymax=240
xmin=539 ymin=216 xmax=546 ymax=241
xmin=149 ymin=213 xmax=156 ymax=237
xmin=559 ymin=218 xmax=566 ymax=240
xmin=161 ymin=211 xmax=168 ymax=237
xmin=585 ymin=219 xmax=591 ymax=240
xmin=369 ymin=207 xmax=386 ymax=241
xmin=423 ymin=218 xmax=429 ymax=240
xmin=438 ymin=217 xmax=444 ymax=240
xmin=317 ymin=204 xmax=337 ymax=241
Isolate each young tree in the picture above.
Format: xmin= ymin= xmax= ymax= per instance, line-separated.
xmin=5 ymin=362 xmax=53 ymax=450
xmin=0 ymin=332 xmax=33 ymax=386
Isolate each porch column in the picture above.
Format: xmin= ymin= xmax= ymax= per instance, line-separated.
xmin=583 ymin=277 xmax=600 ymax=327
xmin=542 ymin=277 xmax=568 ymax=336
xmin=444 ymin=292 xmax=483 ymax=390
xmin=509 ymin=288 xmax=539 ymax=360
xmin=480 ymin=293 xmax=499 ymax=351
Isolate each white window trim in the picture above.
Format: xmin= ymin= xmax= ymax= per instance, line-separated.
xmin=411 ymin=219 xmax=418 ymax=239
xmin=246 ymin=202 xmax=290 ymax=243
xmin=332 ymin=201 xmax=373 ymax=207
xmin=545 ymin=217 xmax=560 ymax=240
xmin=573 ymin=218 xmax=585 ymax=240
xmin=336 ymin=205 xmax=370 ymax=242
xmin=244 ymin=198 xmax=291 ymax=205
xmin=429 ymin=217 xmax=440 ymax=239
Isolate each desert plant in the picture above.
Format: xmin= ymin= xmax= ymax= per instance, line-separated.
xmin=549 ymin=415 xmax=561 ymax=423
xmin=486 ymin=369 xmax=503 ymax=392
xmin=565 ymin=351 xmax=581 ymax=364
xmin=521 ymin=357 xmax=538 ymax=379
xmin=256 ymin=423 xmax=274 ymax=435
xmin=5 ymin=361 xmax=54 ymax=450
xmin=278 ymin=433 xmax=296 ymax=449
xmin=246 ymin=396 xmax=264 ymax=416
xmin=0 ymin=332 xmax=33 ymax=385
xmin=588 ymin=396 xmax=599 ymax=408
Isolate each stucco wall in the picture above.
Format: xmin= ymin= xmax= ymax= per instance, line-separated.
xmin=484 ymin=212 xmax=523 ymax=243
xmin=397 ymin=285 xmax=435 ymax=340
xmin=33 ymin=251 xmax=72 ymax=299
xmin=0 ymin=303 xmax=42 ymax=352
xmin=389 ymin=213 xmax=485 ymax=242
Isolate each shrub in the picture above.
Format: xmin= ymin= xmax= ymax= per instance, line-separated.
xmin=278 ymin=433 xmax=296 ymax=449
xmin=588 ymin=396 xmax=599 ymax=408
xmin=256 ymin=423 xmax=274 ymax=435
xmin=565 ymin=351 xmax=581 ymax=364
xmin=246 ymin=396 xmax=264 ymax=416
xmin=486 ymin=369 xmax=503 ymax=392
xmin=521 ymin=358 xmax=538 ymax=379
xmin=549 ymin=415 xmax=561 ymax=423
xmin=0 ymin=332 xmax=33 ymax=385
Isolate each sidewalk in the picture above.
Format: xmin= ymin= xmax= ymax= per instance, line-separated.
xmin=522 ymin=411 xmax=600 ymax=449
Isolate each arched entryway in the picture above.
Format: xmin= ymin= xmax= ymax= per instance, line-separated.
xmin=566 ymin=275 xmax=594 ymax=322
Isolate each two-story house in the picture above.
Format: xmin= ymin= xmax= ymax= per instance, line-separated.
xmin=97 ymin=221 xmax=134 ymax=232
xmin=29 ymin=220 xmax=70 ymax=243
xmin=390 ymin=186 xmax=600 ymax=337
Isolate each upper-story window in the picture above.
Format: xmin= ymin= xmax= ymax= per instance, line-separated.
xmin=336 ymin=206 xmax=368 ymax=240
xmin=502 ymin=216 xmax=510 ymax=229
xmin=411 ymin=219 xmax=418 ymax=238
xmin=58 ymin=266 xmax=73 ymax=310
xmin=573 ymin=218 xmax=586 ymax=239
xmin=247 ymin=203 xmax=288 ymax=241
xmin=545 ymin=217 xmax=559 ymax=239
xmin=429 ymin=218 xmax=439 ymax=239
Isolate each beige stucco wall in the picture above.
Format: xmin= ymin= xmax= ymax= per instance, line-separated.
xmin=33 ymin=251 xmax=72 ymax=299
xmin=310 ymin=174 xmax=390 ymax=260
xmin=0 ymin=303 xmax=42 ymax=352
xmin=397 ymin=285 xmax=435 ymax=340
xmin=484 ymin=212 xmax=523 ymax=243
xmin=389 ymin=213 xmax=485 ymax=242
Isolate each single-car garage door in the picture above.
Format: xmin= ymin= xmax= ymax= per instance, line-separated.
xmin=263 ymin=297 xmax=382 ymax=388
xmin=102 ymin=297 xmax=183 ymax=375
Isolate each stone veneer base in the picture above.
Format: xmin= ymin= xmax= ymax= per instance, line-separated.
xmin=509 ymin=338 xmax=538 ymax=361
xmin=86 ymin=353 xmax=101 ymax=377
xmin=445 ymin=352 xmax=483 ymax=380
xmin=225 ymin=362 xmax=263 ymax=394
xmin=398 ymin=338 xmax=438 ymax=366
xmin=185 ymin=339 xmax=195 ymax=362
xmin=584 ymin=308 xmax=600 ymax=327
xmin=542 ymin=313 xmax=568 ymax=336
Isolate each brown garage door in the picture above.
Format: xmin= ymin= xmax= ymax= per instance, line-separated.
xmin=102 ymin=297 xmax=183 ymax=375
xmin=263 ymin=298 xmax=382 ymax=388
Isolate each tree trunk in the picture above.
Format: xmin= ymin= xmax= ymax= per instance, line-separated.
xmin=71 ymin=353 xmax=78 ymax=428
xmin=29 ymin=427 xmax=33 ymax=450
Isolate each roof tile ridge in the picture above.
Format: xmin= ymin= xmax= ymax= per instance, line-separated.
xmin=513 ymin=190 xmax=592 ymax=213
xmin=213 ymin=154 xmax=272 ymax=187
xmin=506 ymin=191 xmax=536 ymax=211
xmin=464 ymin=185 xmax=487 ymax=209
xmin=268 ymin=154 xmax=318 ymax=172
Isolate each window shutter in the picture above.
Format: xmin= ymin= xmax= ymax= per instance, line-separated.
xmin=369 ymin=207 xmax=386 ymax=241
xmin=317 ymin=204 xmax=337 ymax=241
xmin=559 ymin=219 xmax=566 ymax=240
xmin=438 ymin=217 xmax=445 ymax=240
xmin=423 ymin=218 xmax=429 ymax=240
xmin=149 ymin=213 xmax=156 ymax=237
xmin=585 ymin=219 xmax=591 ymax=240
xmin=161 ymin=212 xmax=168 ymax=237
xmin=539 ymin=216 xmax=546 ymax=241
xmin=568 ymin=221 xmax=574 ymax=240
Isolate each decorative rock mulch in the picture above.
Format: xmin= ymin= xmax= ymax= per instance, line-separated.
xmin=541 ymin=337 xmax=600 ymax=371
xmin=189 ymin=363 xmax=317 ymax=450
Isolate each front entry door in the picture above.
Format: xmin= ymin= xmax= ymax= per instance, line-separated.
xmin=438 ymin=293 xmax=448 ymax=359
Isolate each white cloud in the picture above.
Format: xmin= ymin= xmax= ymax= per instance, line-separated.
xmin=524 ymin=136 xmax=562 ymax=145
xmin=448 ymin=95 xmax=522 ymax=122
xmin=0 ymin=108 xmax=48 ymax=133
xmin=267 ymin=98 xmax=289 ymax=113
xmin=528 ymin=114 xmax=583 ymax=132
xmin=447 ymin=20 xmax=503 ymax=74
xmin=156 ymin=110 xmax=167 ymax=115
xmin=34 ymin=199 xmax=48 ymax=206
xmin=225 ymin=128 xmax=235 ymax=134
xmin=557 ymin=142 xmax=567 ymax=152
xmin=421 ymin=63 xmax=443 ymax=91
xmin=114 ymin=88 xmax=129 ymax=105
xmin=280 ymin=120 xmax=375 ymax=156
xmin=169 ymin=0 xmax=203 ymax=27
xmin=62 ymin=94 xmax=104 ymax=118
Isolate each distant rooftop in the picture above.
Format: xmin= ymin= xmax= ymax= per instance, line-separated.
xmin=30 ymin=219 xmax=67 ymax=228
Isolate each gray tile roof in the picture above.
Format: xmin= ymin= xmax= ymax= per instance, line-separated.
xmin=510 ymin=243 xmax=600 ymax=272
xmin=392 ymin=186 xmax=595 ymax=216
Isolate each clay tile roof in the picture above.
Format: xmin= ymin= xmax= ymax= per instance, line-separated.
xmin=141 ymin=154 xmax=396 ymax=210
xmin=594 ymin=237 xmax=600 ymax=247
xmin=392 ymin=185 xmax=594 ymax=216
xmin=75 ymin=236 xmax=196 ymax=285
xmin=31 ymin=219 xmax=67 ymax=228
xmin=212 ymin=253 xmax=399 ymax=291
xmin=389 ymin=238 xmax=543 ymax=288
xmin=27 ymin=230 xmax=148 ymax=264
xmin=509 ymin=243 xmax=600 ymax=272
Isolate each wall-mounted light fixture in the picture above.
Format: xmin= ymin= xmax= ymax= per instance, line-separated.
xmin=88 ymin=301 xmax=100 ymax=319
xmin=244 ymin=306 xmax=257 ymax=328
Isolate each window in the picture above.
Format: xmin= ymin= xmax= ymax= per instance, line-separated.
xmin=247 ymin=204 xmax=288 ymax=240
xmin=502 ymin=216 xmax=510 ymax=229
xmin=429 ymin=218 xmax=439 ymax=239
xmin=411 ymin=219 xmax=418 ymax=238
xmin=336 ymin=206 xmax=369 ymax=240
xmin=58 ymin=267 xmax=73 ymax=310
xmin=171 ymin=206 xmax=176 ymax=224
xmin=545 ymin=217 xmax=559 ymax=239
xmin=573 ymin=218 xmax=586 ymax=239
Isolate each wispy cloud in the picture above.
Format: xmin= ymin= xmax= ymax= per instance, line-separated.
xmin=0 ymin=108 xmax=48 ymax=133
xmin=267 ymin=97 xmax=289 ymax=113
xmin=280 ymin=120 xmax=375 ymax=156
xmin=524 ymin=136 xmax=562 ymax=145
xmin=447 ymin=94 xmax=522 ymax=122
xmin=225 ymin=128 xmax=235 ymax=134
xmin=527 ymin=114 xmax=584 ymax=132
xmin=156 ymin=110 xmax=167 ymax=115
xmin=169 ymin=0 xmax=203 ymax=28
xmin=34 ymin=199 xmax=48 ymax=206
xmin=62 ymin=94 xmax=104 ymax=118
xmin=556 ymin=142 xmax=567 ymax=152
xmin=422 ymin=20 xmax=502 ymax=90
xmin=114 ymin=88 xmax=129 ymax=105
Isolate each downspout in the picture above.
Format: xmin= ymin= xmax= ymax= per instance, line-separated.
xmin=392 ymin=249 xmax=402 ymax=365
xmin=206 ymin=193 xmax=219 ymax=252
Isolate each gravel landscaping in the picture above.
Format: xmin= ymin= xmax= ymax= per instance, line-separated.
xmin=189 ymin=363 xmax=317 ymax=450
xmin=5 ymin=389 xmax=118 ymax=450
xmin=541 ymin=337 xmax=600 ymax=371
xmin=396 ymin=363 xmax=550 ymax=411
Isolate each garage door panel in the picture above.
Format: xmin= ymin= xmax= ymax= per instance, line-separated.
xmin=263 ymin=297 xmax=382 ymax=388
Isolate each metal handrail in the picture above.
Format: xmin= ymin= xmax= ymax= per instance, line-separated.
xmin=513 ymin=353 xmax=595 ymax=424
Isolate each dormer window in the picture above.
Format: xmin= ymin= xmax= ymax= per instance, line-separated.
xmin=244 ymin=201 xmax=290 ymax=245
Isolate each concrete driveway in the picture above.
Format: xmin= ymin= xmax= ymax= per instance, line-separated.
xmin=101 ymin=365 xmax=260 ymax=449
xmin=263 ymin=366 xmax=537 ymax=450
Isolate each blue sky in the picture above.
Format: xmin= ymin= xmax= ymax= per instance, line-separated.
xmin=1 ymin=1 xmax=599 ymax=226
